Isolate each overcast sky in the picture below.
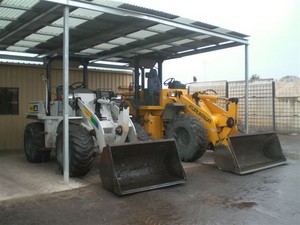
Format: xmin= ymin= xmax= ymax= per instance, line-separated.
xmin=121 ymin=0 xmax=299 ymax=83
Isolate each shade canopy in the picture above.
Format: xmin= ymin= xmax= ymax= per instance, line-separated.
xmin=0 ymin=0 xmax=248 ymax=67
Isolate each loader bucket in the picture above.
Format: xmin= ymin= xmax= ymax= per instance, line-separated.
xmin=99 ymin=139 xmax=186 ymax=195
xmin=214 ymin=132 xmax=287 ymax=175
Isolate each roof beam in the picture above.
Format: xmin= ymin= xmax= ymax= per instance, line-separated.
xmin=166 ymin=42 xmax=243 ymax=60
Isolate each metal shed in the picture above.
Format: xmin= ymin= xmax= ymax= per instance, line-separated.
xmin=0 ymin=0 xmax=249 ymax=183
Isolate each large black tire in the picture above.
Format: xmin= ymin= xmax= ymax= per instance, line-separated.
xmin=56 ymin=123 xmax=95 ymax=177
xmin=165 ymin=114 xmax=209 ymax=162
xmin=24 ymin=122 xmax=51 ymax=163
xmin=134 ymin=122 xmax=150 ymax=141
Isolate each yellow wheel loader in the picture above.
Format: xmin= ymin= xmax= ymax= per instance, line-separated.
xmin=121 ymin=70 xmax=287 ymax=175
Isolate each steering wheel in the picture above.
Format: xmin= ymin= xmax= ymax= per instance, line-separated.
xmin=70 ymin=82 xmax=85 ymax=90
xmin=163 ymin=78 xmax=175 ymax=86
xmin=203 ymin=89 xmax=218 ymax=95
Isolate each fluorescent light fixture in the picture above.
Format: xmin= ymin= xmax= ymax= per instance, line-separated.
xmin=177 ymin=49 xmax=194 ymax=54
xmin=219 ymin=41 xmax=234 ymax=45
xmin=93 ymin=60 xmax=128 ymax=66
xmin=78 ymin=65 xmax=131 ymax=73
xmin=0 ymin=58 xmax=43 ymax=65
xmin=197 ymin=44 xmax=217 ymax=50
xmin=0 ymin=50 xmax=38 ymax=57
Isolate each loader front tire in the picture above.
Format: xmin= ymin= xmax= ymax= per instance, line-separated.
xmin=134 ymin=122 xmax=150 ymax=141
xmin=24 ymin=122 xmax=51 ymax=163
xmin=166 ymin=114 xmax=208 ymax=162
xmin=56 ymin=123 xmax=95 ymax=177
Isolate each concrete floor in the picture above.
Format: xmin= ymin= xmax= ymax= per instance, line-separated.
xmin=0 ymin=134 xmax=299 ymax=225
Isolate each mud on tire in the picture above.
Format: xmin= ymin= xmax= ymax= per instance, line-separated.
xmin=56 ymin=123 xmax=95 ymax=177
xmin=165 ymin=114 xmax=208 ymax=162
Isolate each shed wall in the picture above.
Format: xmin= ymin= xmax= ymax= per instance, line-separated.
xmin=0 ymin=64 xmax=132 ymax=150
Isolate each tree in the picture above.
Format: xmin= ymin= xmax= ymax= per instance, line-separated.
xmin=279 ymin=75 xmax=299 ymax=82
xmin=250 ymin=74 xmax=260 ymax=81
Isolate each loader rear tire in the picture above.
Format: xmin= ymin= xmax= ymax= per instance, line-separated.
xmin=56 ymin=123 xmax=95 ymax=177
xmin=166 ymin=114 xmax=208 ymax=162
xmin=24 ymin=122 xmax=51 ymax=163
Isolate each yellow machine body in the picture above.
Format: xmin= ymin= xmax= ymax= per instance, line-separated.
xmin=127 ymin=89 xmax=239 ymax=146
xmin=122 ymin=86 xmax=286 ymax=174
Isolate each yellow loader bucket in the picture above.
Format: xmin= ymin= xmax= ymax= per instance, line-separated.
xmin=99 ymin=139 xmax=186 ymax=195
xmin=214 ymin=132 xmax=287 ymax=175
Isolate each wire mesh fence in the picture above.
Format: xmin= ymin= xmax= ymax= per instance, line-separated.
xmin=189 ymin=79 xmax=300 ymax=134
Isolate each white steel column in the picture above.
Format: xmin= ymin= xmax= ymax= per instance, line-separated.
xmin=244 ymin=44 xmax=249 ymax=134
xmin=63 ymin=5 xmax=70 ymax=184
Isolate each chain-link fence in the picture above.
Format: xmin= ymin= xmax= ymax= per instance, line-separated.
xmin=189 ymin=79 xmax=300 ymax=134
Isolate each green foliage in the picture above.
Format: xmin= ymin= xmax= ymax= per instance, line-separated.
xmin=250 ymin=74 xmax=260 ymax=81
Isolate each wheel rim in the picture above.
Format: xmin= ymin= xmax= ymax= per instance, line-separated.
xmin=175 ymin=127 xmax=190 ymax=146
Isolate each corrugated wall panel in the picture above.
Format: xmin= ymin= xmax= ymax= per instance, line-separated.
xmin=0 ymin=64 xmax=132 ymax=150
xmin=0 ymin=65 xmax=46 ymax=150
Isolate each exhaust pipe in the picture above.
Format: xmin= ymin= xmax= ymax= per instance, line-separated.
xmin=99 ymin=139 xmax=186 ymax=195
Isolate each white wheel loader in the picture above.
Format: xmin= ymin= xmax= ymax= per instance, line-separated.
xmin=24 ymin=82 xmax=186 ymax=195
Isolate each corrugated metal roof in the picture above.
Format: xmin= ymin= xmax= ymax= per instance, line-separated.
xmin=0 ymin=20 xmax=11 ymax=29
xmin=2 ymin=0 xmax=39 ymax=8
xmin=0 ymin=0 xmax=249 ymax=67
xmin=70 ymin=8 xmax=103 ymax=19
xmin=37 ymin=26 xmax=64 ymax=36
xmin=0 ymin=8 xmax=25 ymax=19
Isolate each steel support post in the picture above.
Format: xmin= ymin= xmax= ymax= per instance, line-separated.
xmin=157 ymin=59 xmax=163 ymax=89
xmin=46 ymin=58 xmax=52 ymax=116
xmin=244 ymin=44 xmax=249 ymax=134
xmin=83 ymin=61 xmax=88 ymax=88
xmin=272 ymin=81 xmax=276 ymax=131
xmin=63 ymin=5 xmax=70 ymax=184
